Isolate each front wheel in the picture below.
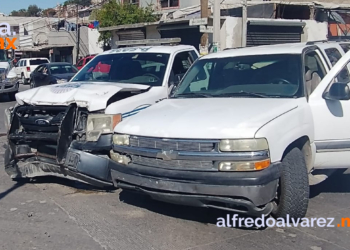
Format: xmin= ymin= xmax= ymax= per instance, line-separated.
xmin=30 ymin=79 xmax=35 ymax=89
xmin=271 ymin=147 xmax=309 ymax=219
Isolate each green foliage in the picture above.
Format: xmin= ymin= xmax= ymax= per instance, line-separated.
xmin=10 ymin=5 xmax=41 ymax=17
xmin=97 ymin=1 xmax=158 ymax=44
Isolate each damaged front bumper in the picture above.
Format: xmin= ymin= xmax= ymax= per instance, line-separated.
xmin=5 ymin=104 xmax=114 ymax=187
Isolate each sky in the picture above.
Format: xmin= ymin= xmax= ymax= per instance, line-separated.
xmin=1 ymin=0 xmax=60 ymax=15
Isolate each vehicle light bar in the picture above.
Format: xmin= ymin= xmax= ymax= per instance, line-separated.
xmin=116 ymin=38 xmax=181 ymax=46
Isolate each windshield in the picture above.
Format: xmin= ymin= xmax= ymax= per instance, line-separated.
xmin=173 ymin=54 xmax=303 ymax=98
xmin=0 ymin=50 xmax=7 ymax=62
xmin=71 ymin=52 xmax=170 ymax=86
xmin=50 ymin=64 xmax=78 ymax=74
xmin=30 ymin=59 xmax=49 ymax=65
xmin=340 ymin=44 xmax=350 ymax=53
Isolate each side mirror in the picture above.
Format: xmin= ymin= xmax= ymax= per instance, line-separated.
xmin=324 ymin=82 xmax=350 ymax=101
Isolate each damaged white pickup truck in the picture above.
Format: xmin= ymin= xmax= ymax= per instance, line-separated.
xmin=4 ymin=41 xmax=199 ymax=187
xmin=109 ymin=41 xmax=350 ymax=219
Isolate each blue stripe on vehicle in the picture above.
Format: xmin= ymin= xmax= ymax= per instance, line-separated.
xmin=122 ymin=105 xmax=151 ymax=118
xmin=122 ymin=105 xmax=150 ymax=117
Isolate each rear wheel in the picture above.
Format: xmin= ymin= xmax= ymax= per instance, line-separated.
xmin=30 ymin=79 xmax=35 ymax=88
xmin=271 ymin=147 xmax=309 ymax=219
xmin=21 ymin=74 xmax=28 ymax=84
xmin=8 ymin=91 xmax=17 ymax=101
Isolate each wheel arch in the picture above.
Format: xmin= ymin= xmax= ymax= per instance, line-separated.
xmin=282 ymin=136 xmax=313 ymax=172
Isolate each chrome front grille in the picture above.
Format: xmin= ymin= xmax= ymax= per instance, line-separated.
xmin=131 ymin=155 xmax=215 ymax=171
xmin=129 ymin=136 xmax=216 ymax=152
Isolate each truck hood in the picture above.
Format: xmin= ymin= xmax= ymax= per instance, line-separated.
xmin=15 ymin=82 xmax=150 ymax=111
xmin=115 ymin=98 xmax=298 ymax=139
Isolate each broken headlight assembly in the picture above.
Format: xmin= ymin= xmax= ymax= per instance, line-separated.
xmin=86 ymin=114 xmax=122 ymax=141
xmin=112 ymin=134 xmax=130 ymax=146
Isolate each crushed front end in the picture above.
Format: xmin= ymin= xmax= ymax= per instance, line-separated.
xmin=5 ymin=104 xmax=115 ymax=187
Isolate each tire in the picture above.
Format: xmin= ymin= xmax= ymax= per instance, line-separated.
xmin=30 ymin=79 xmax=35 ymax=89
xmin=21 ymin=74 xmax=27 ymax=84
xmin=271 ymin=147 xmax=309 ymax=219
xmin=8 ymin=91 xmax=17 ymax=101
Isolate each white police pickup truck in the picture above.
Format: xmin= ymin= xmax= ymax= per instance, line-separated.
xmin=109 ymin=41 xmax=350 ymax=219
xmin=4 ymin=39 xmax=199 ymax=187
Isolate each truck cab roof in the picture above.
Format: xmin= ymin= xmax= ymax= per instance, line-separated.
xmin=101 ymin=45 xmax=197 ymax=55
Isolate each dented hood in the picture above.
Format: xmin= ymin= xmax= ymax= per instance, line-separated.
xmin=15 ymin=82 xmax=150 ymax=111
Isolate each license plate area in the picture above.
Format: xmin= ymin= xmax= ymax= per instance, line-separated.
xmin=65 ymin=150 xmax=80 ymax=169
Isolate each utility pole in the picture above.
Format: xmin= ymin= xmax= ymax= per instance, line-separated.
xmin=213 ymin=0 xmax=220 ymax=52
xmin=241 ymin=0 xmax=247 ymax=47
xmin=200 ymin=0 xmax=209 ymax=55
xmin=76 ymin=4 xmax=80 ymax=64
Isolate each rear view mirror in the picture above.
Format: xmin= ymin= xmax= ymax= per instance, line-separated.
xmin=324 ymin=82 xmax=350 ymax=101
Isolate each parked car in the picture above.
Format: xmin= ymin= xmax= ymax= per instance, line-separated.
xmin=29 ymin=62 xmax=78 ymax=88
xmin=14 ymin=57 xmax=50 ymax=84
xmin=108 ymin=41 xmax=350 ymax=219
xmin=75 ymin=54 xmax=97 ymax=70
xmin=4 ymin=40 xmax=199 ymax=187
xmin=0 ymin=50 xmax=19 ymax=101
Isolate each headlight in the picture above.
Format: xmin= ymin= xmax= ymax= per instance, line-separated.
xmin=113 ymin=134 xmax=130 ymax=146
xmin=56 ymin=79 xmax=67 ymax=84
xmin=219 ymin=138 xmax=268 ymax=152
xmin=86 ymin=114 xmax=122 ymax=141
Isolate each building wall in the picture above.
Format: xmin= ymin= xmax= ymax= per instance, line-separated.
xmin=301 ymin=20 xmax=328 ymax=42
xmin=88 ymin=28 xmax=104 ymax=54
xmin=146 ymin=25 xmax=161 ymax=39
xmin=140 ymin=0 xmax=200 ymax=10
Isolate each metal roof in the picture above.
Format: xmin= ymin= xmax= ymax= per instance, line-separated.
xmin=202 ymin=43 xmax=311 ymax=59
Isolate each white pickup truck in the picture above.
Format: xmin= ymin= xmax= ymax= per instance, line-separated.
xmin=109 ymin=41 xmax=350 ymax=219
xmin=4 ymin=40 xmax=199 ymax=187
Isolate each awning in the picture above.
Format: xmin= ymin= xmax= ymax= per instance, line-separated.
xmin=248 ymin=19 xmax=306 ymax=27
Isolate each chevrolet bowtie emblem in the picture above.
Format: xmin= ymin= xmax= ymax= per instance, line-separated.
xmin=156 ymin=150 xmax=177 ymax=161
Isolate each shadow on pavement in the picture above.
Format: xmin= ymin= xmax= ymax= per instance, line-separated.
xmin=310 ymin=170 xmax=350 ymax=198
xmin=0 ymin=181 xmax=26 ymax=200
xmin=0 ymin=94 xmax=10 ymax=103
xmin=118 ymin=190 xmax=266 ymax=230
xmin=29 ymin=176 xmax=116 ymax=193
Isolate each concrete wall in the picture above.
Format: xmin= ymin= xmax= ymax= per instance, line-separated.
xmin=88 ymin=28 xmax=104 ymax=54
xmin=301 ymin=20 xmax=328 ymax=42
xmin=146 ymin=25 xmax=161 ymax=39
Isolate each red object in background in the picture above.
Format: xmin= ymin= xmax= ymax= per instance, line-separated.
xmin=76 ymin=54 xmax=96 ymax=70
xmin=93 ymin=62 xmax=111 ymax=73
xmin=26 ymin=67 xmax=30 ymax=72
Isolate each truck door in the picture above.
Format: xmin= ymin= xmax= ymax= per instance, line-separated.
xmin=309 ymin=51 xmax=350 ymax=169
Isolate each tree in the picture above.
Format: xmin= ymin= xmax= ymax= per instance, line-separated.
xmin=97 ymin=1 xmax=158 ymax=45
xmin=10 ymin=9 xmax=27 ymax=16
xmin=42 ymin=8 xmax=57 ymax=17
xmin=26 ymin=5 xmax=42 ymax=17
xmin=10 ymin=5 xmax=41 ymax=17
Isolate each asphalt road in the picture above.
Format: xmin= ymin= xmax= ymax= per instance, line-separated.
xmin=0 ymin=85 xmax=349 ymax=250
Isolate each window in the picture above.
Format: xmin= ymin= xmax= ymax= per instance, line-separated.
xmin=304 ymin=51 xmax=327 ymax=95
xmin=325 ymin=47 xmax=350 ymax=83
xmin=36 ymin=65 xmax=45 ymax=73
xmin=169 ymin=51 xmax=194 ymax=86
xmin=85 ymin=58 xmax=92 ymax=64
xmin=30 ymin=59 xmax=49 ymax=65
xmin=20 ymin=60 xmax=25 ymax=67
xmin=77 ymin=59 xmax=84 ymax=67
xmin=71 ymin=52 xmax=170 ymax=87
xmin=173 ymin=54 xmax=303 ymax=98
xmin=49 ymin=65 xmax=78 ymax=74
xmin=340 ymin=44 xmax=350 ymax=53
xmin=0 ymin=50 xmax=7 ymax=62
xmin=123 ymin=0 xmax=139 ymax=5
xmin=160 ymin=0 xmax=179 ymax=8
